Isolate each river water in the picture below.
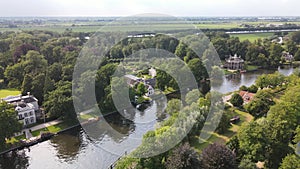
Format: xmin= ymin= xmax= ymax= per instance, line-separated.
xmin=0 ymin=66 xmax=296 ymax=169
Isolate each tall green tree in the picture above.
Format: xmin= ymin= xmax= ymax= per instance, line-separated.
xmin=230 ymin=93 xmax=244 ymax=107
xmin=0 ymin=102 xmax=22 ymax=150
xmin=43 ymin=81 xmax=75 ymax=120
xmin=268 ymin=43 xmax=284 ymax=68
xmin=279 ymin=154 xmax=300 ymax=169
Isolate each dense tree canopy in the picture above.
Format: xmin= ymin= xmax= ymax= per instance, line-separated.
xmin=201 ymin=143 xmax=236 ymax=169
xmin=230 ymin=93 xmax=244 ymax=107
xmin=0 ymin=102 xmax=22 ymax=150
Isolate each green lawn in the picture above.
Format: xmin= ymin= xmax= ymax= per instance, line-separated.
xmin=191 ymin=108 xmax=254 ymax=152
xmin=6 ymin=134 xmax=26 ymax=144
xmin=245 ymin=65 xmax=259 ymax=71
xmin=231 ymin=33 xmax=274 ymax=42
xmin=31 ymin=122 xmax=69 ymax=137
xmin=0 ymin=89 xmax=21 ymax=98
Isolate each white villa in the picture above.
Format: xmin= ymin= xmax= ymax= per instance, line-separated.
xmin=124 ymin=68 xmax=157 ymax=97
xmin=224 ymin=54 xmax=245 ymax=70
xmin=149 ymin=67 xmax=157 ymax=78
xmin=282 ymin=51 xmax=294 ymax=62
xmin=3 ymin=93 xmax=39 ymax=126
xmin=146 ymin=85 xmax=155 ymax=96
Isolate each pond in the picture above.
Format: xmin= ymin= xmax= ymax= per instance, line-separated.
xmin=212 ymin=66 xmax=295 ymax=94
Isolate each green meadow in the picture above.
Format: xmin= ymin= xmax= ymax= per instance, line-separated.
xmin=0 ymin=89 xmax=21 ymax=99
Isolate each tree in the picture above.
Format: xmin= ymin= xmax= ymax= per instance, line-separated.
xmin=268 ymin=43 xmax=284 ymax=68
xmin=201 ymin=143 xmax=236 ymax=169
xmin=47 ymin=63 xmax=62 ymax=82
xmin=156 ymin=69 xmax=172 ymax=91
xmin=294 ymin=48 xmax=300 ymax=61
xmin=21 ymin=74 xmax=33 ymax=95
xmin=291 ymin=31 xmax=300 ymax=44
xmin=216 ymin=112 xmax=231 ymax=134
xmin=238 ymin=121 xmax=267 ymax=162
xmin=23 ymin=50 xmax=47 ymax=75
xmin=245 ymin=89 xmax=275 ymax=118
xmin=13 ymin=43 xmax=38 ymax=63
xmin=247 ymin=85 xmax=258 ymax=93
xmin=4 ymin=63 xmax=24 ymax=89
xmin=0 ymin=66 xmax=4 ymax=79
xmin=255 ymin=72 xmax=285 ymax=89
xmin=210 ymin=66 xmax=224 ymax=84
xmin=43 ymin=81 xmax=75 ymax=120
xmin=286 ymin=40 xmax=298 ymax=55
xmin=166 ymin=99 xmax=182 ymax=115
xmin=187 ymin=58 xmax=209 ymax=88
xmin=175 ymin=42 xmax=187 ymax=60
xmin=31 ymin=73 xmax=46 ymax=104
xmin=0 ymin=102 xmax=22 ymax=150
xmin=238 ymin=158 xmax=257 ymax=169
xmin=279 ymin=154 xmax=300 ymax=169
xmin=230 ymin=93 xmax=244 ymax=107
xmin=212 ymin=38 xmax=230 ymax=60
xmin=185 ymin=89 xmax=202 ymax=105
xmin=239 ymin=85 xmax=248 ymax=91
xmin=256 ymin=53 xmax=268 ymax=67
xmin=136 ymin=82 xmax=147 ymax=96
xmin=165 ymin=143 xmax=201 ymax=169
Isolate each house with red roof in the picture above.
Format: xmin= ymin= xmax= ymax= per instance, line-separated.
xmin=239 ymin=91 xmax=255 ymax=104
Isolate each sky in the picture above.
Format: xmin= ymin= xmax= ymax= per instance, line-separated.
xmin=0 ymin=0 xmax=299 ymax=17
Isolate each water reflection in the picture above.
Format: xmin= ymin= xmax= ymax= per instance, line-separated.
xmin=0 ymin=151 xmax=29 ymax=169
xmin=212 ymin=66 xmax=296 ymax=94
xmin=50 ymin=127 xmax=83 ymax=162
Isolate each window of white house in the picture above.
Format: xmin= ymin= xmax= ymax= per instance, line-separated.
xmin=24 ymin=113 xmax=28 ymax=117
xmin=29 ymin=111 xmax=33 ymax=116
xmin=25 ymin=119 xmax=29 ymax=125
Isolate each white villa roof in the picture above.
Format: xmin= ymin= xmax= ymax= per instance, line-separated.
xmin=124 ymin=75 xmax=142 ymax=81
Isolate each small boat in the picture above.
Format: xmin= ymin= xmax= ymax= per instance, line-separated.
xmin=240 ymin=70 xmax=247 ymax=73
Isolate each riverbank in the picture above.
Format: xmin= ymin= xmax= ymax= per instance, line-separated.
xmin=1 ymin=90 xmax=179 ymax=156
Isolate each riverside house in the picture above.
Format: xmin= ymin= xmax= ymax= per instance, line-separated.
xmin=3 ymin=93 xmax=40 ymax=126
xmin=224 ymin=54 xmax=245 ymax=70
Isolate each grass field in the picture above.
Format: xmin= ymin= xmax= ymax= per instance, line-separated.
xmin=0 ymin=89 xmax=21 ymax=98
xmin=31 ymin=122 xmax=69 ymax=137
xmin=196 ymin=23 xmax=241 ymax=29
xmin=231 ymin=33 xmax=274 ymax=42
xmin=0 ymin=22 xmax=242 ymax=33
xmin=6 ymin=134 xmax=26 ymax=144
xmin=191 ymin=108 xmax=254 ymax=152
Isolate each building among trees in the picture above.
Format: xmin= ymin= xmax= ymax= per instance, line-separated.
xmin=224 ymin=54 xmax=245 ymax=70
xmin=2 ymin=93 xmax=40 ymax=126
xmin=239 ymin=91 xmax=255 ymax=104
xmin=282 ymin=51 xmax=294 ymax=62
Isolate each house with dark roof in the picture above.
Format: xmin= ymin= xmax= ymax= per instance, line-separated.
xmin=224 ymin=54 xmax=245 ymax=70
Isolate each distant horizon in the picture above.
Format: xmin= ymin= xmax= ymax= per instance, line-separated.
xmin=1 ymin=16 xmax=300 ymax=18
xmin=1 ymin=0 xmax=299 ymax=18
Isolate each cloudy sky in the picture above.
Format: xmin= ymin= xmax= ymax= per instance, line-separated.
xmin=0 ymin=0 xmax=298 ymax=17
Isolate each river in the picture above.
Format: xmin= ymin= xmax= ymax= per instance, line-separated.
xmin=0 ymin=66 xmax=296 ymax=169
